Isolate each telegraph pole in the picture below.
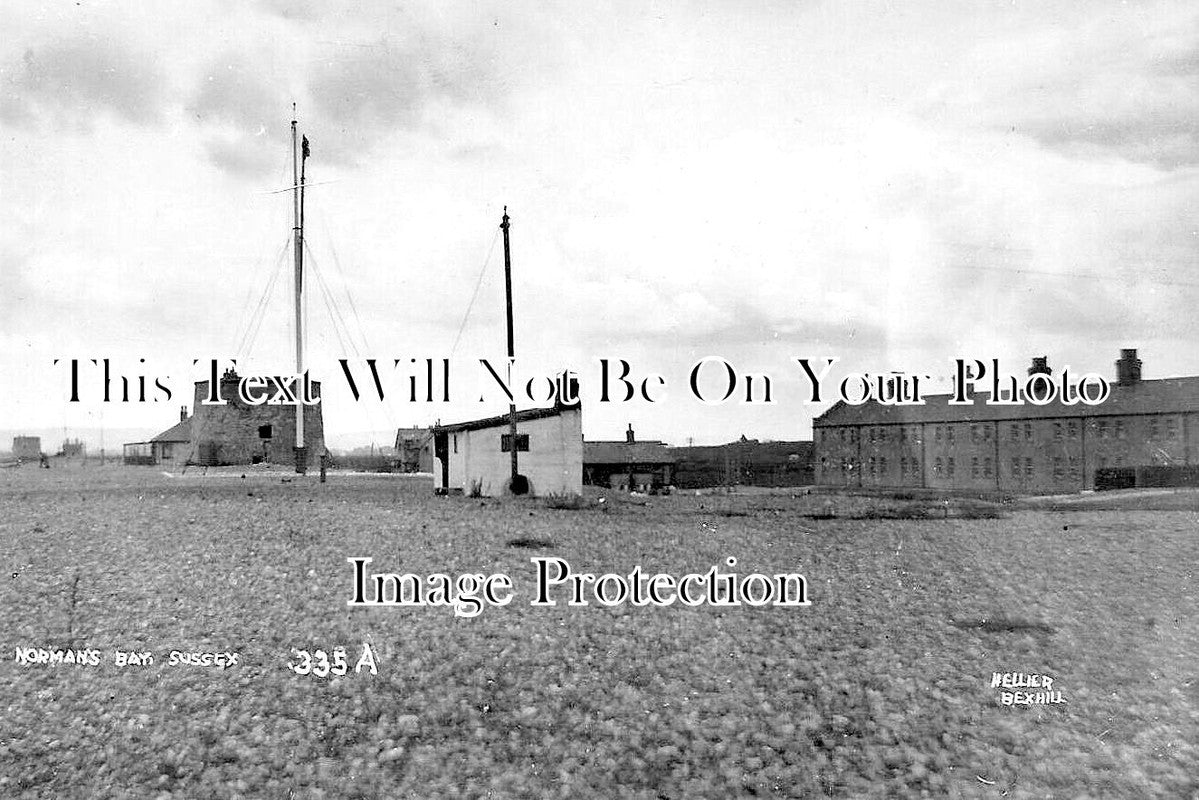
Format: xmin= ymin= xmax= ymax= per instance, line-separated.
xmin=501 ymin=207 xmax=521 ymax=491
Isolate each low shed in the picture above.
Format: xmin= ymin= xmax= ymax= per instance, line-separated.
xmin=432 ymin=403 xmax=582 ymax=497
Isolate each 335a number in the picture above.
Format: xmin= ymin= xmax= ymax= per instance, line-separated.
xmin=289 ymin=647 xmax=347 ymax=677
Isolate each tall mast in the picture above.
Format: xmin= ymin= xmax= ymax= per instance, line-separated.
xmin=291 ymin=112 xmax=306 ymax=474
xmin=501 ymin=207 xmax=520 ymax=490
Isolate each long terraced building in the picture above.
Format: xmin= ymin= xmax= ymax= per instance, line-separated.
xmin=813 ymin=349 xmax=1199 ymax=493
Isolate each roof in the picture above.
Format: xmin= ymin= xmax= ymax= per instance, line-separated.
xmin=151 ymin=417 xmax=192 ymax=442
xmin=814 ymin=376 xmax=1199 ymax=427
xmin=584 ymin=440 xmax=676 ymax=465
xmin=433 ymin=404 xmax=576 ymax=434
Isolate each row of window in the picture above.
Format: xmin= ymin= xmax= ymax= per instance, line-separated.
xmin=827 ymin=416 xmax=1183 ymax=446
xmin=829 ymin=454 xmax=1125 ymax=481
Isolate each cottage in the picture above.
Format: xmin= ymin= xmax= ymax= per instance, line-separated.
xmin=583 ymin=425 xmax=675 ymax=492
xmin=432 ymin=402 xmax=582 ymax=497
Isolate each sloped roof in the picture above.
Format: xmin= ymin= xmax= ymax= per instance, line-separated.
xmin=814 ymin=376 xmax=1199 ymax=427
xmin=433 ymin=404 xmax=575 ymax=434
xmin=151 ymin=417 xmax=192 ymax=442
xmin=584 ymin=440 xmax=676 ymax=465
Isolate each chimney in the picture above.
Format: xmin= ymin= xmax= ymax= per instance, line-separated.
xmin=626 ymin=424 xmax=635 ymax=444
xmin=1116 ymin=348 xmax=1142 ymax=386
xmin=1027 ymin=356 xmax=1051 ymax=377
xmin=1026 ymin=356 xmax=1052 ymax=401
xmin=180 ymin=405 xmax=188 ymax=422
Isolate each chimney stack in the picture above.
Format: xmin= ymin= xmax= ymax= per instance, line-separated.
xmin=180 ymin=405 xmax=188 ymax=422
xmin=1116 ymin=348 xmax=1142 ymax=386
xmin=1027 ymin=356 xmax=1052 ymax=377
xmin=626 ymin=424 xmax=635 ymax=444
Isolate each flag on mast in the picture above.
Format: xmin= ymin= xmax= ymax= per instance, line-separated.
xmin=301 ymin=135 xmax=310 ymax=160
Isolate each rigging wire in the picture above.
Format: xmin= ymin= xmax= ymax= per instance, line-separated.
xmin=234 ymin=236 xmax=292 ymax=362
xmin=450 ymin=226 xmax=502 ymax=357
xmin=320 ymin=215 xmax=373 ymax=355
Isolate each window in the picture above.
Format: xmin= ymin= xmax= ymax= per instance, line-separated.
xmin=500 ymin=433 xmax=530 ymax=452
xmin=258 ymin=424 xmax=272 ymax=439
xmin=934 ymin=457 xmax=943 ymax=477
xmin=899 ymin=456 xmax=907 ymax=475
xmin=1054 ymin=422 xmax=1062 ymax=441
xmin=983 ymin=457 xmax=992 ymax=478
xmin=934 ymin=426 xmax=942 ymax=441
xmin=1067 ymin=421 xmax=1077 ymax=439
xmin=910 ymin=457 xmax=919 ymax=475
xmin=453 ymin=434 xmax=458 ymax=453
xmin=868 ymin=457 xmax=876 ymax=477
xmin=1166 ymin=418 xmax=1178 ymax=440
xmin=971 ymin=425 xmax=980 ymax=443
xmin=1098 ymin=420 xmax=1108 ymax=439
xmin=1115 ymin=420 xmax=1126 ymax=440
xmin=971 ymin=457 xmax=979 ymax=478
xmin=1068 ymin=457 xmax=1079 ymax=480
xmin=1011 ymin=457 xmax=1020 ymax=477
xmin=947 ymin=457 xmax=955 ymax=478
xmin=1010 ymin=424 xmax=1019 ymax=441
xmin=1053 ymin=457 xmax=1064 ymax=480
xmin=1024 ymin=422 xmax=1032 ymax=441
xmin=1024 ymin=458 xmax=1033 ymax=478
xmin=1150 ymin=419 xmax=1160 ymax=439
xmin=946 ymin=427 xmax=955 ymax=443
xmin=879 ymin=456 xmax=887 ymax=474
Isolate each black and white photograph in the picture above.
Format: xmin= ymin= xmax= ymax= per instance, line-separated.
xmin=2 ymin=1 xmax=1197 ymax=797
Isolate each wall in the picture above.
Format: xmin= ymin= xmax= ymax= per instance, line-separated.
xmin=436 ymin=408 xmax=583 ymax=497
xmin=189 ymin=377 xmax=326 ymax=467
xmin=815 ymin=411 xmax=1199 ymax=494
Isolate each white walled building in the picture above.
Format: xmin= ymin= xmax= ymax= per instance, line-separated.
xmin=432 ymin=404 xmax=582 ymax=497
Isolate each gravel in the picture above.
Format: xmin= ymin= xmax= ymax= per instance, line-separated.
xmin=0 ymin=464 xmax=1196 ymax=798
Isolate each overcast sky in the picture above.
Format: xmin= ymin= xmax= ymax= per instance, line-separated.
xmin=2 ymin=0 xmax=1197 ymax=448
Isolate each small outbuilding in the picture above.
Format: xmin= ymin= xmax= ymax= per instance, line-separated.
xmin=432 ymin=402 xmax=582 ymax=497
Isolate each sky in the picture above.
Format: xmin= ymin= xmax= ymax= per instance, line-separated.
xmin=2 ymin=0 xmax=1197 ymax=449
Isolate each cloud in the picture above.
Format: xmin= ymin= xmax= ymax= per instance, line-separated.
xmin=920 ymin=4 xmax=1199 ymax=169
xmin=0 ymin=37 xmax=166 ymax=130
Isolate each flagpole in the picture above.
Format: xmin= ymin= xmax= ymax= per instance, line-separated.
xmin=291 ymin=113 xmax=306 ymax=473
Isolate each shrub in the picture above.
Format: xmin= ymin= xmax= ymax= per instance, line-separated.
xmin=542 ymin=492 xmax=588 ymax=510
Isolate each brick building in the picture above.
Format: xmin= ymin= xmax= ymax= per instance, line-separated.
xmin=814 ymin=349 xmax=1199 ymax=493
xmin=187 ymin=369 xmax=326 ymax=467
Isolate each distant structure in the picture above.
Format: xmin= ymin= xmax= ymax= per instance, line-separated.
xmin=433 ymin=402 xmax=582 ymax=497
xmin=60 ymin=438 xmax=86 ymax=458
xmin=814 ymin=349 xmax=1199 ymax=493
xmin=123 ymin=407 xmax=191 ymax=466
xmin=187 ymin=369 xmax=326 ymax=467
xmin=12 ymin=436 xmax=41 ymax=460
xmin=669 ymin=438 xmax=814 ymax=489
xmin=394 ymin=427 xmax=434 ymax=473
xmin=584 ymin=424 xmax=676 ymax=492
